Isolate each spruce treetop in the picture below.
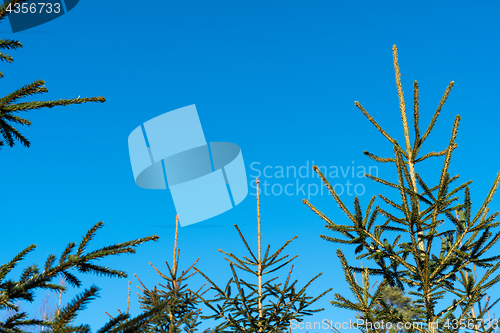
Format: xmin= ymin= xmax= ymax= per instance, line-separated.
xmin=194 ymin=178 xmax=332 ymax=333
xmin=304 ymin=44 xmax=500 ymax=333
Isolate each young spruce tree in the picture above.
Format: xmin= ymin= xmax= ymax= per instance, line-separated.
xmin=194 ymin=178 xmax=332 ymax=333
xmin=133 ymin=215 xmax=210 ymax=333
xmin=304 ymin=45 xmax=500 ymax=333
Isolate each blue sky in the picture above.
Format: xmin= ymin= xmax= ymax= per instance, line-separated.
xmin=1 ymin=0 xmax=500 ymax=331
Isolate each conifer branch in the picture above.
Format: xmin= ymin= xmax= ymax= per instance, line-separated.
xmin=436 ymin=115 xmax=461 ymax=200
xmin=355 ymin=101 xmax=405 ymax=159
xmin=363 ymin=150 xmax=397 ymax=163
xmin=0 ymin=39 xmax=22 ymax=50
xmin=420 ymin=81 xmax=455 ymax=146
xmin=0 ymin=245 xmax=36 ymax=282
xmin=232 ymin=224 xmax=258 ymax=263
xmin=414 ymin=145 xmax=457 ymax=164
xmin=50 ymin=285 xmax=99 ymax=331
xmin=312 ymin=164 xmax=357 ymax=223
xmin=392 ymin=45 xmax=411 ymax=157
xmin=413 ymin=80 xmax=420 ymax=150
xmin=472 ymin=171 xmax=500 ymax=226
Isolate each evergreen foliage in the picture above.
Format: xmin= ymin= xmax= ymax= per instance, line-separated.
xmin=0 ymin=221 xmax=174 ymax=332
xmin=304 ymin=45 xmax=500 ymax=333
xmin=367 ymin=285 xmax=424 ymax=333
xmin=133 ymin=215 xmax=210 ymax=333
xmin=0 ymin=0 xmax=105 ymax=149
xmin=194 ymin=179 xmax=332 ymax=333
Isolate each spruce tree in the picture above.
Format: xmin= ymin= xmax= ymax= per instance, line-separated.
xmin=0 ymin=0 xmax=105 ymax=149
xmin=0 ymin=221 xmax=175 ymax=332
xmin=304 ymin=45 xmax=500 ymax=333
xmin=133 ymin=215 xmax=210 ymax=333
xmin=194 ymin=178 xmax=332 ymax=333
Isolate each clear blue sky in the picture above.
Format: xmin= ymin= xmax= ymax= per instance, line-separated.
xmin=1 ymin=1 xmax=500 ymax=331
